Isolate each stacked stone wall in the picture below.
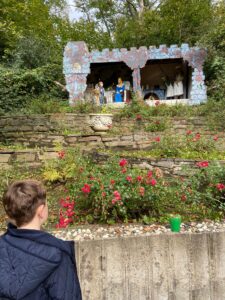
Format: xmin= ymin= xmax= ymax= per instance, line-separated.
xmin=0 ymin=114 xmax=224 ymax=150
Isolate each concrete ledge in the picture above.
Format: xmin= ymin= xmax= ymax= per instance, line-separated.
xmin=75 ymin=232 xmax=225 ymax=300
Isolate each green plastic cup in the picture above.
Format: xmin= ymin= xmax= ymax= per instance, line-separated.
xmin=169 ymin=216 xmax=181 ymax=232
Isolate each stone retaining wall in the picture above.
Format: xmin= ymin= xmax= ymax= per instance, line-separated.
xmin=1 ymin=149 xmax=224 ymax=176
xmin=75 ymin=232 xmax=225 ymax=300
xmin=0 ymin=114 xmax=224 ymax=149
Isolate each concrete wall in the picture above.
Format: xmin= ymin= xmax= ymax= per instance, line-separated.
xmin=75 ymin=232 xmax=225 ymax=300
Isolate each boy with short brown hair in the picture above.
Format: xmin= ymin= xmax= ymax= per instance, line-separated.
xmin=0 ymin=180 xmax=82 ymax=300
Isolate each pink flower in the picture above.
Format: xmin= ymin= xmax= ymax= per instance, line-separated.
xmin=119 ymin=159 xmax=128 ymax=167
xmin=193 ymin=133 xmax=201 ymax=142
xmin=139 ymin=186 xmax=145 ymax=196
xmin=216 ymin=183 xmax=225 ymax=191
xmin=102 ymin=192 xmax=106 ymax=197
xmin=58 ymin=150 xmax=65 ymax=159
xmin=126 ymin=176 xmax=132 ymax=182
xmin=150 ymin=179 xmax=157 ymax=186
xmin=196 ymin=161 xmax=209 ymax=168
xmin=121 ymin=168 xmax=127 ymax=174
xmin=147 ymin=171 xmax=153 ymax=178
xmin=155 ymin=100 xmax=160 ymax=106
xmin=213 ymin=135 xmax=219 ymax=141
xmin=186 ymin=130 xmax=192 ymax=135
xmin=155 ymin=136 xmax=160 ymax=142
xmin=112 ymin=191 xmax=122 ymax=205
xmin=81 ymin=183 xmax=91 ymax=194
xmin=112 ymin=199 xmax=117 ymax=205
xmin=113 ymin=190 xmax=121 ymax=200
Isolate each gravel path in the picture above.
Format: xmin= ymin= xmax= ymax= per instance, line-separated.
xmin=51 ymin=220 xmax=225 ymax=241
xmin=1 ymin=221 xmax=225 ymax=241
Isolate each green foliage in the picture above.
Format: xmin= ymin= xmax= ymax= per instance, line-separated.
xmin=145 ymin=119 xmax=168 ymax=132
xmin=0 ymin=64 xmax=66 ymax=113
xmin=114 ymin=132 xmax=225 ymax=160
xmin=182 ymin=162 xmax=225 ymax=211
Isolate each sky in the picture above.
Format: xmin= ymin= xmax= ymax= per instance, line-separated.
xmin=66 ymin=0 xmax=83 ymax=21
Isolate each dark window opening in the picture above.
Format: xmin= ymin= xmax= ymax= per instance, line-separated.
xmin=87 ymin=61 xmax=132 ymax=89
xmin=141 ymin=58 xmax=190 ymax=99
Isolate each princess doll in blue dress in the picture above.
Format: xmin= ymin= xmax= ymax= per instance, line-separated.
xmin=114 ymin=77 xmax=125 ymax=102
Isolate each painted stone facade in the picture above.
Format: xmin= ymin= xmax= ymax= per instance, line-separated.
xmin=63 ymin=42 xmax=207 ymax=105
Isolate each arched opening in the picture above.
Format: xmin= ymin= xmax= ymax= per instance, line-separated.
xmin=144 ymin=92 xmax=159 ymax=100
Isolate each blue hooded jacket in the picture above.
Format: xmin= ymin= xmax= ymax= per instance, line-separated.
xmin=0 ymin=224 xmax=82 ymax=300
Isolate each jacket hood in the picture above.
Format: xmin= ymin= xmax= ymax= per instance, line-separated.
xmin=0 ymin=224 xmax=74 ymax=299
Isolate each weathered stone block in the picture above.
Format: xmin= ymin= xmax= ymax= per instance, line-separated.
xmin=101 ymin=137 xmax=120 ymax=142
xmin=78 ymin=136 xmax=102 ymax=142
xmin=154 ymin=160 xmax=174 ymax=169
xmin=39 ymin=152 xmax=58 ymax=160
xmin=0 ymin=154 xmax=11 ymax=163
xmin=120 ymin=135 xmax=133 ymax=141
xmin=15 ymin=152 xmax=36 ymax=162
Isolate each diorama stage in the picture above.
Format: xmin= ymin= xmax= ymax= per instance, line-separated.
xmin=63 ymin=42 xmax=207 ymax=106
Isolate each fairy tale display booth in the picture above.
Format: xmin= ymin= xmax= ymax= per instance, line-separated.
xmin=63 ymin=42 xmax=207 ymax=106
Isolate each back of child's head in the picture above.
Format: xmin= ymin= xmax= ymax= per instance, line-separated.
xmin=3 ymin=180 xmax=46 ymax=227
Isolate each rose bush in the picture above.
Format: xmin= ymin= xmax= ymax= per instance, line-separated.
xmin=52 ymin=149 xmax=225 ymax=227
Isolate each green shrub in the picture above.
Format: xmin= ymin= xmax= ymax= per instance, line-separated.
xmin=0 ymin=64 xmax=67 ymax=113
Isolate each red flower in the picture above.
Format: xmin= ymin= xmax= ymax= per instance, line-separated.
xmin=89 ymin=176 xmax=95 ymax=181
xmin=186 ymin=130 xmax=192 ymax=135
xmin=112 ymin=191 xmax=122 ymax=205
xmin=150 ymin=179 xmax=157 ymax=186
xmin=112 ymin=199 xmax=117 ymax=205
xmin=136 ymin=114 xmax=142 ymax=121
xmin=113 ymin=190 xmax=121 ymax=200
xmin=110 ymin=179 xmax=115 ymax=185
xmin=196 ymin=161 xmax=209 ymax=168
xmin=136 ymin=176 xmax=142 ymax=182
xmin=213 ymin=135 xmax=219 ymax=141
xmin=58 ymin=150 xmax=65 ymax=159
xmin=102 ymin=192 xmax=106 ymax=197
xmin=66 ymin=209 xmax=75 ymax=217
xmin=119 ymin=158 xmax=128 ymax=167
xmin=56 ymin=210 xmax=73 ymax=228
xmin=216 ymin=183 xmax=225 ymax=191
xmin=181 ymin=194 xmax=187 ymax=201
xmin=121 ymin=168 xmax=127 ymax=174
xmin=81 ymin=183 xmax=91 ymax=194
xmin=147 ymin=171 xmax=153 ymax=178
xmin=193 ymin=133 xmax=201 ymax=142
xmin=139 ymin=186 xmax=145 ymax=196
xmin=155 ymin=136 xmax=160 ymax=142
xmin=126 ymin=176 xmax=132 ymax=182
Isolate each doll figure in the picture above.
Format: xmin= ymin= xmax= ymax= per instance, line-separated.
xmin=98 ymin=81 xmax=105 ymax=105
xmin=174 ymin=74 xmax=184 ymax=99
xmin=114 ymin=77 xmax=125 ymax=102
